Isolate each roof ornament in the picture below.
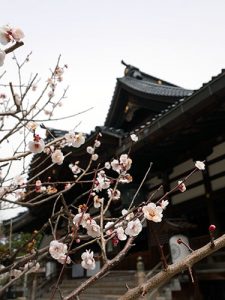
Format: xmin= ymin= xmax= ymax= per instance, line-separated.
xmin=121 ymin=60 xmax=143 ymax=80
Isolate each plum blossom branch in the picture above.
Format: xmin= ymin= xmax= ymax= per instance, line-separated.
xmin=119 ymin=234 xmax=225 ymax=300
xmin=63 ymin=237 xmax=135 ymax=300
xmin=128 ymin=161 xmax=153 ymax=210
xmin=4 ymin=41 xmax=24 ymax=54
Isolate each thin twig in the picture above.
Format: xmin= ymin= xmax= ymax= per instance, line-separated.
xmin=128 ymin=161 xmax=153 ymax=210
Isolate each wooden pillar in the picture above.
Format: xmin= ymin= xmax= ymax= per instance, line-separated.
xmin=30 ymin=273 xmax=37 ymax=300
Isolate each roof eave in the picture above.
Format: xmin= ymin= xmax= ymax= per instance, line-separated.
xmin=117 ymin=70 xmax=225 ymax=154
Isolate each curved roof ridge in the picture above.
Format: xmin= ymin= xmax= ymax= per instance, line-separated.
xmin=119 ymin=76 xmax=193 ymax=97
xmin=121 ymin=60 xmax=185 ymax=88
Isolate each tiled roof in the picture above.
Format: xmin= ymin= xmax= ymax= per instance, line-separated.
xmin=3 ymin=211 xmax=35 ymax=233
xmin=118 ymin=69 xmax=225 ymax=152
xmin=95 ymin=126 xmax=124 ymax=138
xmin=105 ymin=63 xmax=193 ymax=126
xmin=119 ymin=76 xmax=193 ymax=98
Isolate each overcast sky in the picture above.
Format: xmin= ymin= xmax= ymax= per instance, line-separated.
xmin=2 ymin=0 xmax=225 ymax=133
xmin=1 ymin=0 xmax=225 ymax=220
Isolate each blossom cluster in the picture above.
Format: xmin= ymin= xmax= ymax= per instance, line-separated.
xmin=0 ymin=24 xmax=24 ymax=67
xmin=73 ymin=212 xmax=101 ymax=238
xmin=177 ymin=161 xmax=205 ymax=193
xmin=65 ymin=131 xmax=85 ymax=148
xmin=105 ymin=216 xmax=142 ymax=241
xmin=27 ymin=130 xmax=86 ymax=168
xmin=111 ymin=154 xmax=132 ymax=175
xmin=142 ymin=200 xmax=168 ymax=223
xmin=46 ymin=151 xmax=206 ymax=274
xmin=49 ymin=240 xmax=71 ymax=265
xmin=81 ymin=250 xmax=95 ymax=270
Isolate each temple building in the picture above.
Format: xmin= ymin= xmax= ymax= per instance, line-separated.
xmin=3 ymin=62 xmax=225 ymax=299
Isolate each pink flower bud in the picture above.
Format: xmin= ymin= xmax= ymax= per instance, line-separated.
xmin=209 ymin=224 xmax=216 ymax=232
xmin=178 ymin=180 xmax=186 ymax=192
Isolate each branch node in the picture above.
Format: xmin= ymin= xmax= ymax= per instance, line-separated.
xmin=141 ymin=286 xmax=147 ymax=296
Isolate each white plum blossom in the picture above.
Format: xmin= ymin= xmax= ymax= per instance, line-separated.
xmin=0 ymin=25 xmax=11 ymax=44
xmin=105 ymin=221 xmax=114 ymax=235
xmin=81 ymin=250 xmax=96 ymax=270
xmin=26 ymin=121 xmax=38 ymax=132
xmin=130 ymin=134 xmax=138 ymax=142
xmin=44 ymin=145 xmax=54 ymax=155
xmin=120 ymin=154 xmax=132 ymax=171
xmin=160 ymin=200 xmax=169 ymax=210
xmin=40 ymin=186 xmax=47 ymax=192
xmin=57 ymin=255 xmax=71 ymax=265
xmin=64 ymin=131 xmax=85 ymax=148
xmin=73 ymin=213 xmax=90 ymax=228
xmin=94 ymin=171 xmax=111 ymax=192
xmin=116 ymin=226 xmax=127 ymax=241
xmin=111 ymin=159 xmax=120 ymax=173
xmin=104 ymin=162 xmax=111 ymax=169
xmin=11 ymin=27 xmax=24 ymax=41
xmin=119 ymin=173 xmax=133 ymax=183
xmin=195 ymin=161 xmax=205 ymax=170
xmin=111 ymin=154 xmax=132 ymax=174
xmin=86 ymin=220 xmax=101 ymax=238
xmin=93 ymin=195 xmax=104 ymax=208
xmin=0 ymin=25 xmax=24 ymax=45
xmin=122 ymin=209 xmax=134 ymax=221
xmin=74 ymin=133 xmax=85 ymax=147
xmin=107 ymin=188 xmax=121 ymax=201
xmin=65 ymin=131 xmax=76 ymax=145
xmin=55 ymin=66 xmax=64 ymax=77
xmin=142 ymin=202 xmax=163 ymax=223
xmin=28 ymin=135 xmax=45 ymax=153
xmin=87 ymin=146 xmax=94 ymax=154
xmin=49 ymin=240 xmax=67 ymax=260
xmin=94 ymin=140 xmax=101 ymax=147
xmin=92 ymin=154 xmax=99 ymax=161
xmin=15 ymin=189 xmax=25 ymax=200
xmin=125 ymin=219 xmax=142 ymax=237
xmin=51 ymin=149 xmax=64 ymax=165
xmin=13 ymin=175 xmax=26 ymax=186
xmin=69 ymin=163 xmax=81 ymax=175
xmin=0 ymin=49 xmax=5 ymax=67
xmin=178 ymin=180 xmax=186 ymax=192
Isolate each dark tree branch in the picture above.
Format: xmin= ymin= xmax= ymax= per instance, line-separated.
xmin=5 ymin=41 xmax=24 ymax=54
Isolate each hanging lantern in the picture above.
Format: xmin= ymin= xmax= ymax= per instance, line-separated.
xmin=169 ymin=234 xmax=190 ymax=264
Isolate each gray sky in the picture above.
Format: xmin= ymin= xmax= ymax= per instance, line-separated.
xmin=2 ymin=0 xmax=225 ymax=132
xmin=1 ymin=0 xmax=225 ymax=219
